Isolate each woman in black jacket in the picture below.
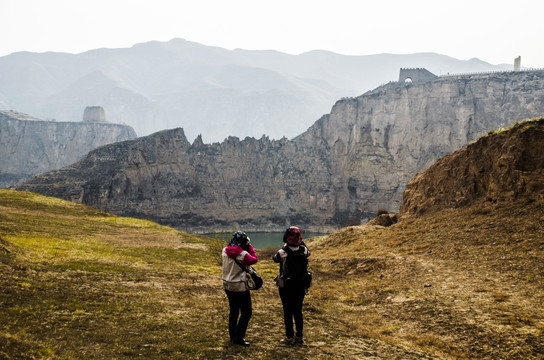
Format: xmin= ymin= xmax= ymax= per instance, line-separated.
xmin=273 ymin=226 xmax=311 ymax=345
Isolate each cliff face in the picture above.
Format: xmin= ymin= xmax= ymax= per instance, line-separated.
xmin=0 ymin=111 xmax=137 ymax=187
xmin=15 ymin=129 xmax=337 ymax=232
xmin=295 ymin=70 xmax=544 ymax=220
xmin=15 ymin=71 xmax=544 ymax=232
xmin=399 ymin=118 xmax=544 ymax=217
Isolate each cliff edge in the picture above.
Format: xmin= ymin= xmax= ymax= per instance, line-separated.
xmin=0 ymin=110 xmax=137 ymax=187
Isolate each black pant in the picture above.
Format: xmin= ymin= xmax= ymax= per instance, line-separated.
xmin=279 ymin=280 xmax=306 ymax=338
xmin=225 ymin=290 xmax=252 ymax=342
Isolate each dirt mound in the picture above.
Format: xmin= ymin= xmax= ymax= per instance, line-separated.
xmin=367 ymin=212 xmax=398 ymax=227
xmin=400 ymin=118 xmax=544 ymax=218
xmin=309 ymin=196 xmax=544 ymax=359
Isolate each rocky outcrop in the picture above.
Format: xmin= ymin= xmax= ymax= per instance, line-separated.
xmin=399 ymin=118 xmax=544 ymax=217
xmin=15 ymin=129 xmax=337 ymax=232
xmin=1 ymin=110 xmax=137 ymax=187
xmin=15 ymin=71 xmax=544 ymax=232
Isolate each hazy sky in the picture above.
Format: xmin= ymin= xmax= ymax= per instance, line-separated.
xmin=2 ymin=0 xmax=543 ymax=68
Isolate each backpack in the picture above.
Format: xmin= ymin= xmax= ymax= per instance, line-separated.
xmin=283 ymin=246 xmax=311 ymax=287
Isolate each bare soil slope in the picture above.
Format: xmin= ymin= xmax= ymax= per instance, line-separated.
xmin=309 ymin=198 xmax=544 ymax=359
xmin=309 ymin=118 xmax=544 ymax=359
xmin=400 ymin=118 xmax=544 ymax=217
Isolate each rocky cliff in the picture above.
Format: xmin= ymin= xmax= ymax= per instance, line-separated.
xmin=399 ymin=118 xmax=544 ymax=217
xmin=15 ymin=70 xmax=544 ymax=232
xmin=294 ymin=70 xmax=544 ymax=222
xmin=14 ymin=129 xmax=335 ymax=232
xmin=1 ymin=110 xmax=137 ymax=187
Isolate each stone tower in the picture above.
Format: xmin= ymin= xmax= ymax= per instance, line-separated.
xmin=398 ymin=68 xmax=437 ymax=84
xmin=514 ymin=56 xmax=521 ymax=71
xmin=82 ymin=106 xmax=106 ymax=123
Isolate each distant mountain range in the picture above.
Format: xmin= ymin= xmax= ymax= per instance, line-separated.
xmin=0 ymin=38 xmax=512 ymax=143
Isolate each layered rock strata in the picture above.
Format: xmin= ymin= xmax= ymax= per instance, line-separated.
xmin=15 ymin=71 xmax=544 ymax=232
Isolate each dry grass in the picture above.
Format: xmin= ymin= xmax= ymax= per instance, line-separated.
xmin=307 ymin=198 xmax=544 ymax=359
xmin=1 ymin=189 xmax=543 ymax=359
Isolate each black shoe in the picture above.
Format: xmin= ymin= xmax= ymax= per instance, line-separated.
xmin=280 ymin=337 xmax=294 ymax=345
xmin=231 ymin=339 xmax=250 ymax=346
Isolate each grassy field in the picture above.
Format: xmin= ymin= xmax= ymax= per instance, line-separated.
xmin=309 ymin=199 xmax=544 ymax=359
xmin=1 ymin=189 xmax=543 ymax=359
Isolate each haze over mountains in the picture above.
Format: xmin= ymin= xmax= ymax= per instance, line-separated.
xmin=0 ymin=38 xmax=512 ymax=143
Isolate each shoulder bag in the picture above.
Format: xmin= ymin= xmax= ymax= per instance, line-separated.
xmin=234 ymin=259 xmax=263 ymax=290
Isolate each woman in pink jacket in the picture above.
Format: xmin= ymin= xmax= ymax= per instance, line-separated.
xmin=221 ymin=231 xmax=258 ymax=346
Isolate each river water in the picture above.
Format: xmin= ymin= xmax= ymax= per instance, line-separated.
xmin=205 ymin=232 xmax=327 ymax=249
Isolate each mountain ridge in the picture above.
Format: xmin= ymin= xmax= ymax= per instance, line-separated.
xmin=0 ymin=38 xmax=513 ymax=142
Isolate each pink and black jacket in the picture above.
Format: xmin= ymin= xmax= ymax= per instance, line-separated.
xmin=222 ymin=245 xmax=258 ymax=292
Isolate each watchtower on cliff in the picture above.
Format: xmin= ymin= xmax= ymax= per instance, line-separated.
xmin=514 ymin=56 xmax=521 ymax=71
xmin=399 ymin=68 xmax=437 ymax=84
xmin=82 ymin=106 xmax=106 ymax=123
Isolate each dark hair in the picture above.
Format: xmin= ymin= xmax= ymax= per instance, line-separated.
xmin=283 ymin=226 xmax=302 ymax=246
xmin=228 ymin=231 xmax=250 ymax=249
